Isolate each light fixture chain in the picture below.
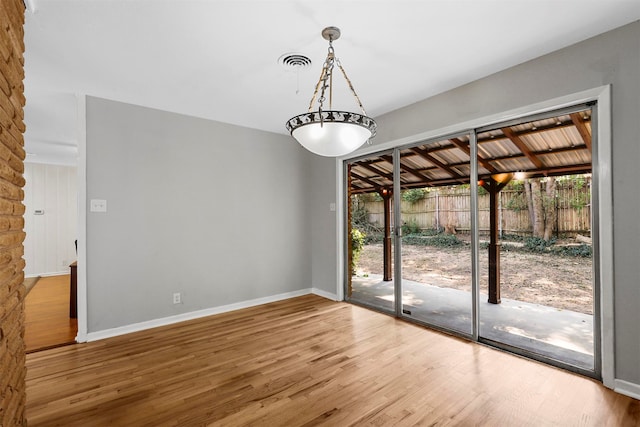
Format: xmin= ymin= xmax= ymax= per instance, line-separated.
xmin=318 ymin=44 xmax=335 ymax=111
xmin=307 ymin=43 xmax=335 ymax=113
xmin=335 ymin=58 xmax=368 ymax=116
xmin=307 ymin=66 xmax=326 ymax=112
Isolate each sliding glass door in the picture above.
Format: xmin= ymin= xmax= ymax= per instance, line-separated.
xmin=344 ymin=103 xmax=599 ymax=378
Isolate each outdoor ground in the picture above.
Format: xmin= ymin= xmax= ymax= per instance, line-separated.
xmin=356 ymin=240 xmax=593 ymax=314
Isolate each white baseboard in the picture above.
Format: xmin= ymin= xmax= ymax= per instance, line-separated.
xmin=311 ymin=287 xmax=339 ymax=301
xmin=85 ymin=288 xmax=317 ymax=342
xmin=614 ymin=379 xmax=640 ymax=400
xmin=26 ymin=270 xmax=69 ymax=278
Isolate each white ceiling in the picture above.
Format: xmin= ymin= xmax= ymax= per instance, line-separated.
xmin=23 ymin=0 xmax=640 ymax=165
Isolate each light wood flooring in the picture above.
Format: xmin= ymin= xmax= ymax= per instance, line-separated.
xmin=25 ymin=274 xmax=77 ymax=353
xmin=26 ymin=294 xmax=639 ymax=426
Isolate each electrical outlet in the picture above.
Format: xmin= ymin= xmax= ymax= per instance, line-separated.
xmin=173 ymin=292 xmax=181 ymax=304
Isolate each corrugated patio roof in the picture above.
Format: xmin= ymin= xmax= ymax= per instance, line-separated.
xmin=349 ymin=109 xmax=592 ymax=194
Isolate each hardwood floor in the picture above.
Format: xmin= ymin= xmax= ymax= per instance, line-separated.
xmin=26 ymin=295 xmax=639 ymax=426
xmin=25 ymin=274 xmax=77 ymax=353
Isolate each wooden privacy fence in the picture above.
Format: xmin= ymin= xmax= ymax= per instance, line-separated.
xmin=361 ymin=184 xmax=591 ymax=237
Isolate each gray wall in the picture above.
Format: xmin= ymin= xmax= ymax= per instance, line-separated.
xmin=86 ymin=97 xmax=312 ymax=331
xmin=309 ymin=156 xmax=338 ymax=295
xmin=326 ymin=21 xmax=637 ymax=385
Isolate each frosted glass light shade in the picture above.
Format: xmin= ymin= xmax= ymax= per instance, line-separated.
xmin=286 ymin=110 xmax=377 ymax=157
xmin=293 ymin=122 xmax=371 ymax=157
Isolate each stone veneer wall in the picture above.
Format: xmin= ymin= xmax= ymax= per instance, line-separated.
xmin=0 ymin=0 xmax=27 ymax=425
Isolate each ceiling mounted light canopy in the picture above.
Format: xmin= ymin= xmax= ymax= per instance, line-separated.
xmin=286 ymin=26 xmax=377 ymax=157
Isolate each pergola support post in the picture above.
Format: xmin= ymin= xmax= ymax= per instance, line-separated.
xmin=484 ymin=177 xmax=509 ymax=304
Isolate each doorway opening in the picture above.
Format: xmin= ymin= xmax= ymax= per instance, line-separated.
xmin=23 ymin=162 xmax=79 ymax=352
xmin=345 ymin=103 xmax=598 ymax=377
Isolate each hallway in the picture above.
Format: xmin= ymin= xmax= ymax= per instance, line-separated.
xmin=25 ymin=274 xmax=77 ymax=353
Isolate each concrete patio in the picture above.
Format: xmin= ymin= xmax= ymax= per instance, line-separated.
xmin=350 ymin=275 xmax=594 ymax=370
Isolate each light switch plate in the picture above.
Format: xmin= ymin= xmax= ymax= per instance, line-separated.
xmin=90 ymin=199 xmax=107 ymax=212
xmin=329 ymin=203 xmax=336 ymax=212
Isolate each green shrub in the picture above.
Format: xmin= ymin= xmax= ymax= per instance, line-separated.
xmin=501 ymin=233 xmax=525 ymax=242
xmin=429 ymin=234 xmax=463 ymax=247
xmin=551 ymin=244 xmax=592 ymax=257
xmin=401 ymin=219 xmax=421 ymax=235
xmin=507 ymin=180 xmax=525 ymax=192
xmin=402 ymin=188 xmax=426 ymax=204
xmin=350 ymin=228 xmax=366 ymax=274
xmin=403 ymin=233 xmax=462 ymax=248
xmin=524 ymin=237 xmax=556 ymax=253
xmin=504 ymin=192 xmax=528 ymax=212
xmin=569 ymin=192 xmax=590 ymax=211
xmin=423 ymin=227 xmax=444 ymax=236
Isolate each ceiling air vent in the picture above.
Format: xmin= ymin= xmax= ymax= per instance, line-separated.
xmin=278 ymin=53 xmax=312 ymax=70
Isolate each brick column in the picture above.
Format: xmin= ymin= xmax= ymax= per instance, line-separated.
xmin=0 ymin=0 xmax=27 ymax=425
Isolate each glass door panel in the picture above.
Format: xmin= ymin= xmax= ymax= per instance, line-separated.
xmin=398 ymin=137 xmax=474 ymax=335
xmin=346 ymin=152 xmax=395 ymax=314
xmin=477 ymin=108 xmax=596 ymax=373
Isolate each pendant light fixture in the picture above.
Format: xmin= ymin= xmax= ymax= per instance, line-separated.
xmin=285 ymin=27 xmax=377 ymax=157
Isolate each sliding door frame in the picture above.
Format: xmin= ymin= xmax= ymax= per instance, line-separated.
xmin=336 ymin=85 xmax=613 ymax=386
xmin=392 ymin=149 xmax=403 ymax=317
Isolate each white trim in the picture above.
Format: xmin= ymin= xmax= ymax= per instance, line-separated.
xmin=335 ymin=85 xmax=614 ymax=386
xmin=86 ymin=289 xmax=315 ymax=342
xmin=25 ymin=271 xmax=69 ymax=278
xmin=335 ymin=157 xmax=345 ymax=301
xmin=76 ymin=94 xmax=88 ymax=343
xmin=614 ymin=379 xmax=640 ymax=400
xmin=312 ymin=287 xmax=339 ymax=301
xmin=24 ymin=0 xmax=37 ymax=13
xmin=595 ymin=86 xmax=614 ymax=388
